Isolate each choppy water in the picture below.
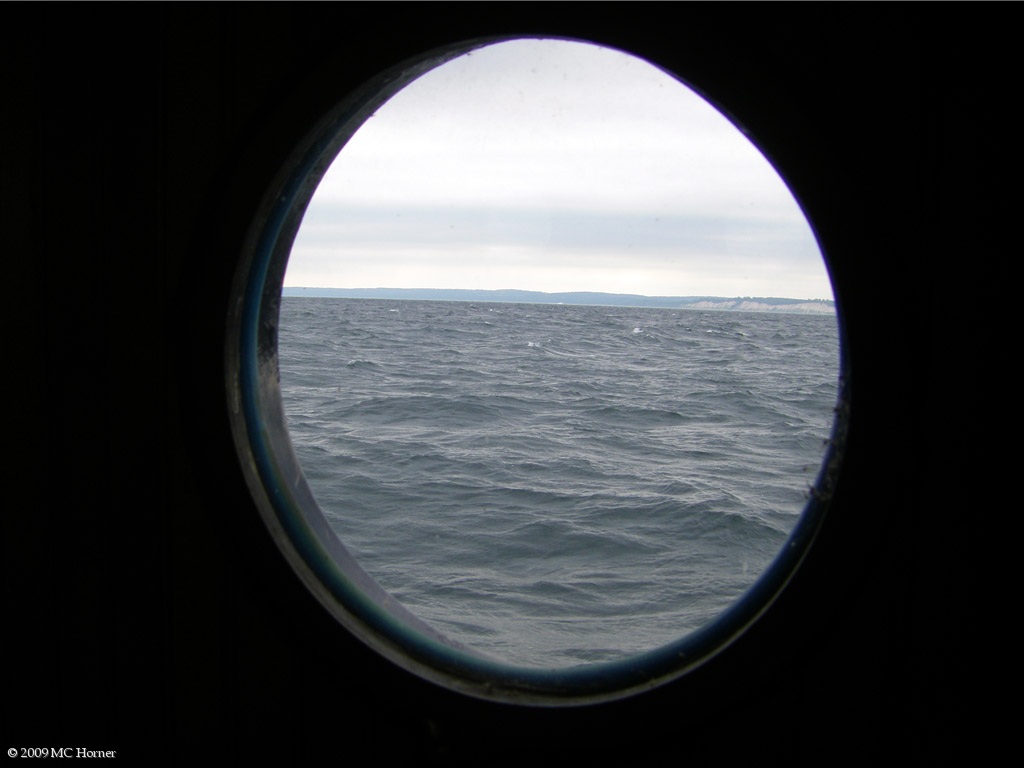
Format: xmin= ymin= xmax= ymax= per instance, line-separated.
xmin=278 ymin=297 xmax=839 ymax=667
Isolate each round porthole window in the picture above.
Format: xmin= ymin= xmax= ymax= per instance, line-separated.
xmin=227 ymin=36 xmax=846 ymax=704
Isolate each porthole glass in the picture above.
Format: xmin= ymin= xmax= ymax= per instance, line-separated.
xmin=228 ymin=37 xmax=845 ymax=703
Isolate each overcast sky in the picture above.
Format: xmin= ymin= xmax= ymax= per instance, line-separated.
xmin=285 ymin=39 xmax=833 ymax=300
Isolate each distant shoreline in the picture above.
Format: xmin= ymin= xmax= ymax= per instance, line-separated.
xmin=282 ymin=287 xmax=836 ymax=315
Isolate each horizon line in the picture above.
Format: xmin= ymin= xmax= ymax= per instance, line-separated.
xmin=278 ymin=286 xmax=831 ymax=305
xmin=282 ymin=286 xmax=835 ymax=304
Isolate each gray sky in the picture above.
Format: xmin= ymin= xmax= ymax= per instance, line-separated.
xmin=285 ymin=39 xmax=833 ymax=300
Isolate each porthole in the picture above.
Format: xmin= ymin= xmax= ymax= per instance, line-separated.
xmin=226 ymin=36 xmax=846 ymax=704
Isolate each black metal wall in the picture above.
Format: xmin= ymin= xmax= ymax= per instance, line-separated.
xmin=5 ymin=3 xmax=997 ymax=764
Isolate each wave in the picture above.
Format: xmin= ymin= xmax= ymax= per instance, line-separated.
xmin=278 ymin=297 xmax=839 ymax=667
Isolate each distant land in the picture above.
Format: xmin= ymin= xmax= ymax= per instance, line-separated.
xmin=282 ymin=287 xmax=835 ymax=315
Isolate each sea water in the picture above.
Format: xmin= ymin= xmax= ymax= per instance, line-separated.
xmin=277 ymin=297 xmax=839 ymax=668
